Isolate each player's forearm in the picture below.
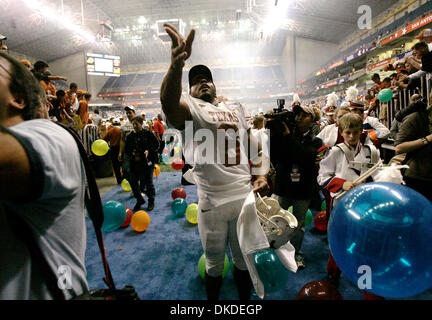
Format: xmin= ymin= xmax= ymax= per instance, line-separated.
xmin=160 ymin=65 xmax=183 ymax=117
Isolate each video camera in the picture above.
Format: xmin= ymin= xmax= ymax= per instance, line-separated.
xmin=264 ymin=99 xmax=296 ymax=135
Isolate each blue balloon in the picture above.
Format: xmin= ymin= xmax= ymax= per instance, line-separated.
xmin=253 ymin=249 xmax=290 ymax=293
xmin=102 ymin=200 xmax=126 ymax=232
xmin=329 ymin=182 xmax=432 ymax=298
xmin=172 ymin=198 xmax=188 ymax=217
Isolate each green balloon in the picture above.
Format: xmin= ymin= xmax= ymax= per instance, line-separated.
xmin=288 ymin=206 xmax=293 ymax=213
xmin=198 ymin=254 xmax=229 ymax=280
xmin=305 ymin=209 xmax=313 ymax=226
xmin=321 ymin=200 xmax=326 ymax=211
xmin=378 ymin=89 xmax=393 ymax=103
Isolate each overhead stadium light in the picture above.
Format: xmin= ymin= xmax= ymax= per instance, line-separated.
xmin=138 ymin=16 xmax=148 ymax=24
xmin=263 ymin=0 xmax=293 ymax=35
xmin=21 ymin=0 xmax=95 ymax=43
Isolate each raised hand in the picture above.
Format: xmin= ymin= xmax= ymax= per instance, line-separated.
xmin=164 ymin=23 xmax=195 ymax=69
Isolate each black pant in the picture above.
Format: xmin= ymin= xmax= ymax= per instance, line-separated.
xmin=110 ymin=146 xmax=122 ymax=184
xmin=404 ymin=176 xmax=432 ymax=202
xmin=130 ymin=163 xmax=155 ymax=202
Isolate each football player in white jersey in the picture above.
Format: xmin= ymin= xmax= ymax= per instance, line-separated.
xmin=160 ymin=23 xmax=269 ymax=300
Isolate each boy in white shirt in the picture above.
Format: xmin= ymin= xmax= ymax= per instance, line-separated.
xmin=317 ymin=112 xmax=383 ymax=300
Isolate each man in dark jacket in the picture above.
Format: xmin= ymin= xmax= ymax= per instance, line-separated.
xmin=125 ymin=116 xmax=160 ymax=211
xmin=395 ymin=100 xmax=432 ymax=201
xmin=268 ymin=105 xmax=323 ymax=269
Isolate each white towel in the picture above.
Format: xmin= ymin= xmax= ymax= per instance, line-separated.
xmin=183 ymin=168 xmax=196 ymax=184
xmin=237 ymin=191 xmax=298 ymax=299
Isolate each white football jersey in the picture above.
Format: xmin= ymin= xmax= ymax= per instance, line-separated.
xmin=182 ymin=94 xmax=253 ymax=210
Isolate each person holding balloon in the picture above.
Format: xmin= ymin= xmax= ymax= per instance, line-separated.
xmin=317 ymin=112 xmax=383 ymax=299
xmin=125 ymin=116 xmax=160 ymax=211
xmin=160 ymin=23 xmax=270 ymax=301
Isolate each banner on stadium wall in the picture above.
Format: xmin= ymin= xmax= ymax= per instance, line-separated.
xmin=98 ymin=91 xmax=148 ymax=97
xmin=297 ymin=79 xmax=306 ymax=85
xmin=366 ymin=52 xmax=408 ymax=71
xmin=329 ymin=61 xmax=344 ymax=70
xmin=315 ymin=68 xmax=327 ymax=76
xmin=381 ymin=13 xmax=432 ymax=46
xmin=314 ymin=45 xmax=375 ymax=77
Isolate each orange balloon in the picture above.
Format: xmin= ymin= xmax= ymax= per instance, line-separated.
xmin=131 ymin=211 xmax=150 ymax=232
xmin=153 ymin=164 xmax=161 ymax=177
xmin=369 ymin=130 xmax=378 ymax=142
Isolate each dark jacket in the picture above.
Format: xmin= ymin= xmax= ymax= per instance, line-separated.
xmin=125 ymin=129 xmax=160 ymax=166
xmin=421 ymin=51 xmax=432 ymax=73
xmin=395 ymin=101 xmax=427 ymax=123
xmin=395 ymin=110 xmax=432 ymax=181
xmin=271 ymin=130 xmax=323 ymax=200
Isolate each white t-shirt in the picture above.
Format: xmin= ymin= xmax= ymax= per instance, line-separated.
xmin=0 ymin=119 xmax=88 ymax=299
xmin=182 ymin=94 xmax=253 ymax=210
xmin=120 ymin=120 xmax=134 ymax=141
xmin=72 ymin=94 xmax=79 ymax=112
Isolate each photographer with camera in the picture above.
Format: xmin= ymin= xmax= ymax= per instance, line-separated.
xmin=266 ymin=100 xmax=323 ymax=269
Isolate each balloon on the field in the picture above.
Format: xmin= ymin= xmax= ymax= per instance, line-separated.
xmin=171 ymin=158 xmax=185 ymax=170
xmin=120 ymin=207 xmax=133 ymax=228
xmin=131 ymin=210 xmax=150 ymax=232
xmin=377 ymin=89 xmax=393 ymax=103
xmin=321 ymin=200 xmax=326 ymax=211
xmin=153 ymin=164 xmax=161 ymax=177
xmin=172 ymin=198 xmax=188 ymax=217
xmin=305 ymin=209 xmax=313 ymax=226
xmin=198 ymin=254 xmax=229 ymax=280
xmin=121 ymin=179 xmax=131 ymax=192
xmin=329 ymin=182 xmax=432 ymax=298
xmin=171 ymin=187 xmax=187 ymax=200
xmin=296 ymin=281 xmax=343 ymax=300
xmin=91 ymin=139 xmax=109 ymax=156
xmin=253 ymin=249 xmax=290 ymax=293
xmin=185 ymin=203 xmax=198 ymax=224
xmin=314 ymin=211 xmax=328 ymax=231
xmin=102 ymin=201 xmax=126 ymax=232
xmin=161 ymin=153 xmax=169 ymax=163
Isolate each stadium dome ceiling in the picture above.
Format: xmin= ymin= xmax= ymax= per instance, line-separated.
xmin=1 ymin=0 xmax=396 ymax=64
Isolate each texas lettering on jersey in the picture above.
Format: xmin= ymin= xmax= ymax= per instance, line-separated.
xmin=208 ymin=110 xmax=240 ymax=123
